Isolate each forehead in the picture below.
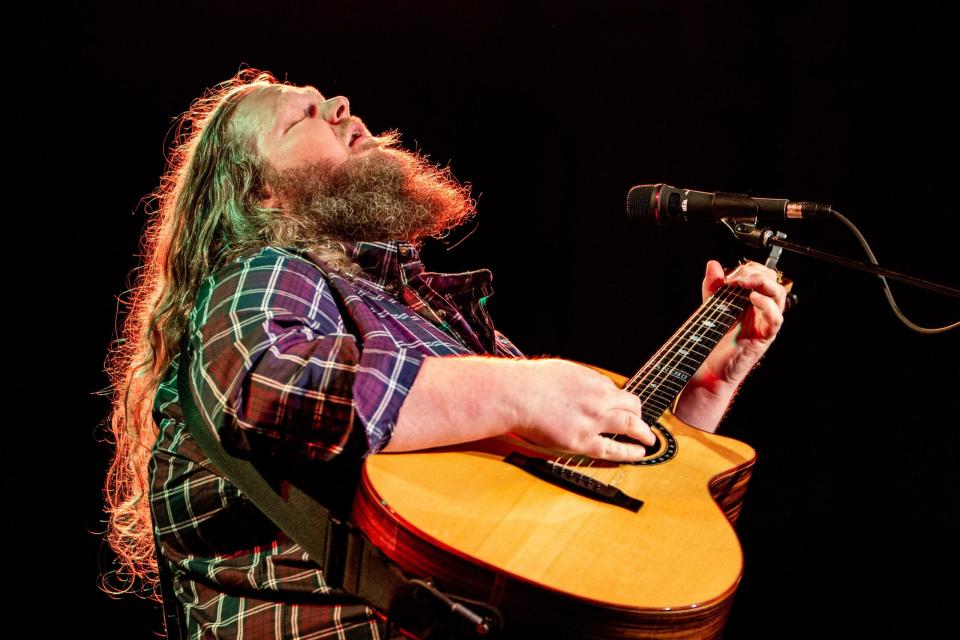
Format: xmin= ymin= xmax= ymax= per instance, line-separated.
xmin=232 ymin=84 xmax=324 ymax=141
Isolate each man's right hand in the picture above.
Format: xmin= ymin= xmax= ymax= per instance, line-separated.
xmin=511 ymin=359 xmax=654 ymax=462
xmin=388 ymin=356 xmax=654 ymax=462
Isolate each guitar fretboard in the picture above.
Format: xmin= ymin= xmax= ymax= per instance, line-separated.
xmin=626 ymin=285 xmax=750 ymax=423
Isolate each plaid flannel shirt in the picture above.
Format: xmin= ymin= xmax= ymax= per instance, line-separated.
xmin=149 ymin=241 xmax=523 ymax=639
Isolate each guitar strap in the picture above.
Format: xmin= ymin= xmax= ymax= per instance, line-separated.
xmin=164 ymin=254 xmax=503 ymax=639
xmin=152 ymin=515 xmax=186 ymax=640
xmin=170 ymin=328 xmax=418 ymax=638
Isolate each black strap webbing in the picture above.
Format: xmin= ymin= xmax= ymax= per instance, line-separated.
xmin=153 ymin=519 xmax=187 ymax=640
xmin=166 ymin=330 xmax=416 ymax=634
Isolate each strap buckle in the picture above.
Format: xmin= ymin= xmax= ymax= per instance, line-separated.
xmin=324 ymin=516 xmax=501 ymax=637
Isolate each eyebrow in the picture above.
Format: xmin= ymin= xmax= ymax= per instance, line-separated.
xmin=276 ymin=88 xmax=325 ymax=132
xmin=279 ymin=87 xmax=324 ymax=110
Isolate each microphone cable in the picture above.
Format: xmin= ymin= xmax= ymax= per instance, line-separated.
xmin=829 ymin=208 xmax=958 ymax=334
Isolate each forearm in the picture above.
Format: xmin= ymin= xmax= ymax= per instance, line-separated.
xmin=672 ymin=374 xmax=739 ymax=433
xmin=672 ymin=331 xmax=761 ymax=432
xmin=385 ymin=356 xmax=528 ymax=452
xmin=386 ymin=356 xmax=656 ymax=461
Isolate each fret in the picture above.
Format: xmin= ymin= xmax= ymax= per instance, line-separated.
xmin=639 ymin=394 xmax=676 ymax=412
xmin=709 ymin=304 xmax=738 ymax=315
xmin=636 ymin=401 xmax=676 ymax=418
xmin=651 ymin=358 xmax=698 ymax=371
xmin=637 ymin=349 xmax=714 ymax=373
xmin=642 ymin=407 xmax=669 ymax=423
xmin=674 ymin=345 xmax=711 ymax=358
xmin=690 ymin=325 xmax=726 ymax=339
xmin=706 ymin=310 xmax=740 ymax=323
xmin=653 ymin=362 xmax=696 ymax=378
xmin=637 ymin=379 xmax=684 ymax=396
xmin=670 ymin=359 xmax=700 ymax=373
xmin=633 ymin=371 xmax=688 ymax=391
xmin=635 ymin=381 xmax=683 ymax=397
xmin=637 ymin=386 xmax=683 ymax=403
xmin=647 ymin=388 xmax=678 ymax=404
xmin=625 ymin=286 xmax=749 ymax=410
xmin=632 ymin=384 xmax=681 ymax=403
xmin=706 ymin=302 xmax=744 ymax=316
xmin=641 ymin=394 xmax=671 ymax=410
xmin=693 ymin=313 xmax=730 ymax=331
xmin=635 ymin=367 xmax=688 ymax=384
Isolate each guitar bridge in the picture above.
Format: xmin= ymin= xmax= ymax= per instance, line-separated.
xmin=504 ymin=452 xmax=643 ymax=512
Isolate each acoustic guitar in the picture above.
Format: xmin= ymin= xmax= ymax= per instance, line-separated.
xmin=353 ymin=282 xmax=761 ymax=639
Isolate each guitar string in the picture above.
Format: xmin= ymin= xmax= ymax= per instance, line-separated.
xmin=572 ymin=281 xmax=749 ymax=479
xmin=549 ymin=272 xmax=750 ymax=478
xmin=625 ymin=263 xmax=750 ymax=398
xmin=602 ymin=284 xmax=747 ymax=486
xmin=529 ymin=289 xmax=744 ymax=477
xmin=618 ymin=286 xmax=744 ymax=459
xmin=624 ymin=286 xmax=738 ymax=392
xmin=633 ymin=286 xmax=747 ymax=420
xmin=586 ymin=285 xmax=746 ymax=486
xmin=629 ymin=285 xmax=747 ymax=405
xmin=572 ymin=285 xmax=741 ymax=476
xmin=635 ymin=268 xmax=752 ymax=398
xmin=628 ymin=286 xmax=742 ymax=395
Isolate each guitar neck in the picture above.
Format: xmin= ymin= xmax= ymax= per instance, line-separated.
xmin=627 ymin=285 xmax=751 ymax=423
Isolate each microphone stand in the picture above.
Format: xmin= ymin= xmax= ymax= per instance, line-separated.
xmin=720 ymin=218 xmax=960 ymax=299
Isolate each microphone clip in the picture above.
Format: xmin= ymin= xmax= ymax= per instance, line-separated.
xmin=722 ymin=218 xmax=795 ymax=307
xmin=720 ymin=218 xmax=788 ymax=267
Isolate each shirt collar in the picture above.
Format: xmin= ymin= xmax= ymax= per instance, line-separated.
xmin=339 ymin=240 xmax=424 ymax=289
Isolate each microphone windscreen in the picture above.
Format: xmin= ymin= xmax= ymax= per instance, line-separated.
xmin=626 ymin=185 xmax=658 ymax=223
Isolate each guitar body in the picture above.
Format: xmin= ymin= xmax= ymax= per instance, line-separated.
xmin=352 ymin=367 xmax=756 ymax=639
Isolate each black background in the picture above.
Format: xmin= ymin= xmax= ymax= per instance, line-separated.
xmin=39 ymin=0 xmax=960 ymax=637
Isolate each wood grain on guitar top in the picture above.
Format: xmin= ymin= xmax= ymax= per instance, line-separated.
xmin=353 ymin=368 xmax=756 ymax=639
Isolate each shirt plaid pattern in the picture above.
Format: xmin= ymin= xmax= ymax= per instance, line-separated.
xmin=149 ymin=241 xmax=523 ymax=639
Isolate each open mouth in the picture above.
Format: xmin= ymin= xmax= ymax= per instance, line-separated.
xmin=348 ymin=125 xmax=370 ymax=148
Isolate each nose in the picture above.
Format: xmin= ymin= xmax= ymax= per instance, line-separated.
xmin=320 ymin=96 xmax=350 ymax=124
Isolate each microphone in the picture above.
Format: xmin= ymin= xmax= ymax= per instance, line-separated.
xmin=626 ymin=184 xmax=832 ymax=224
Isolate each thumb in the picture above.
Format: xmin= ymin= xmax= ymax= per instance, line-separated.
xmin=702 ymin=260 xmax=726 ymax=301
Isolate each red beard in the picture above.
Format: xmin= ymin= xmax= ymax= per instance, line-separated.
xmin=265 ymin=134 xmax=476 ymax=245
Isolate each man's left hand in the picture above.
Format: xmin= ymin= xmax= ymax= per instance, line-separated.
xmin=701 ymin=259 xmax=787 ymax=385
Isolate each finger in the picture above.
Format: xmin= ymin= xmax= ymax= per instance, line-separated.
xmin=749 ymin=290 xmax=784 ymax=335
xmin=725 ymin=261 xmax=776 ymax=283
xmin=592 ymin=435 xmax=646 ymax=462
xmin=702 ymin=260 xmax=726 ymax=301
xmin=727 ymin=267 xmax=787 ymax=311
xmin=605 ymin=409 xmax=655 ymax=446
xmin=608 ymin=388 xmax=645 ymax=416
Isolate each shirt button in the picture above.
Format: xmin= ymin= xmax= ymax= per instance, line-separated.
xmin=436 ymin=309 xmax=447 ymax=319
xmin=385 ymin=283 xmax=397 ymax=293
xmin=398 ymin=245 xmax=410 ymax=258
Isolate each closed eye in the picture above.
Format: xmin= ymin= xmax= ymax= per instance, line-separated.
xmin=284 ymin=103 xmax=318 ymax=133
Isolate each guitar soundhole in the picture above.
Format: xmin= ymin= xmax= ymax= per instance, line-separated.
xmin=603 ymin=423 xmax=677 ymax=465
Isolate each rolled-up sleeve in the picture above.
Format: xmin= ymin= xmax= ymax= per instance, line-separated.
xmin=183 ymin=249 xmax=425 ymax=462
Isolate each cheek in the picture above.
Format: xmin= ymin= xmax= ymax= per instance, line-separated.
xmin=275 ymin=130 xmax=349 ymax=169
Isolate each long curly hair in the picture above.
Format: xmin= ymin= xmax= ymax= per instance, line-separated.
xmin=102 ymin=67 xmax=297 ymax=597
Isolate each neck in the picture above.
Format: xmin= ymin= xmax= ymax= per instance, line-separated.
xmin=625 ymin=285 xmax=751 ymax=423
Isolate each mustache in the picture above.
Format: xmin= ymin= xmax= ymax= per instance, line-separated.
xmin=262 ymin=135 xmax=476 ymax=245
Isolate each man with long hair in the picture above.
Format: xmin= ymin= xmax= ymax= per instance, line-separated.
xmin=104 ymin=68 xmax=786 ymax=638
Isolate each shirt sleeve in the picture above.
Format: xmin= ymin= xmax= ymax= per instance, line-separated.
xmin=182 ymin=248 xmax=425 ymax=462
xmin=493 ymin=329 xmax=525 ymax=358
